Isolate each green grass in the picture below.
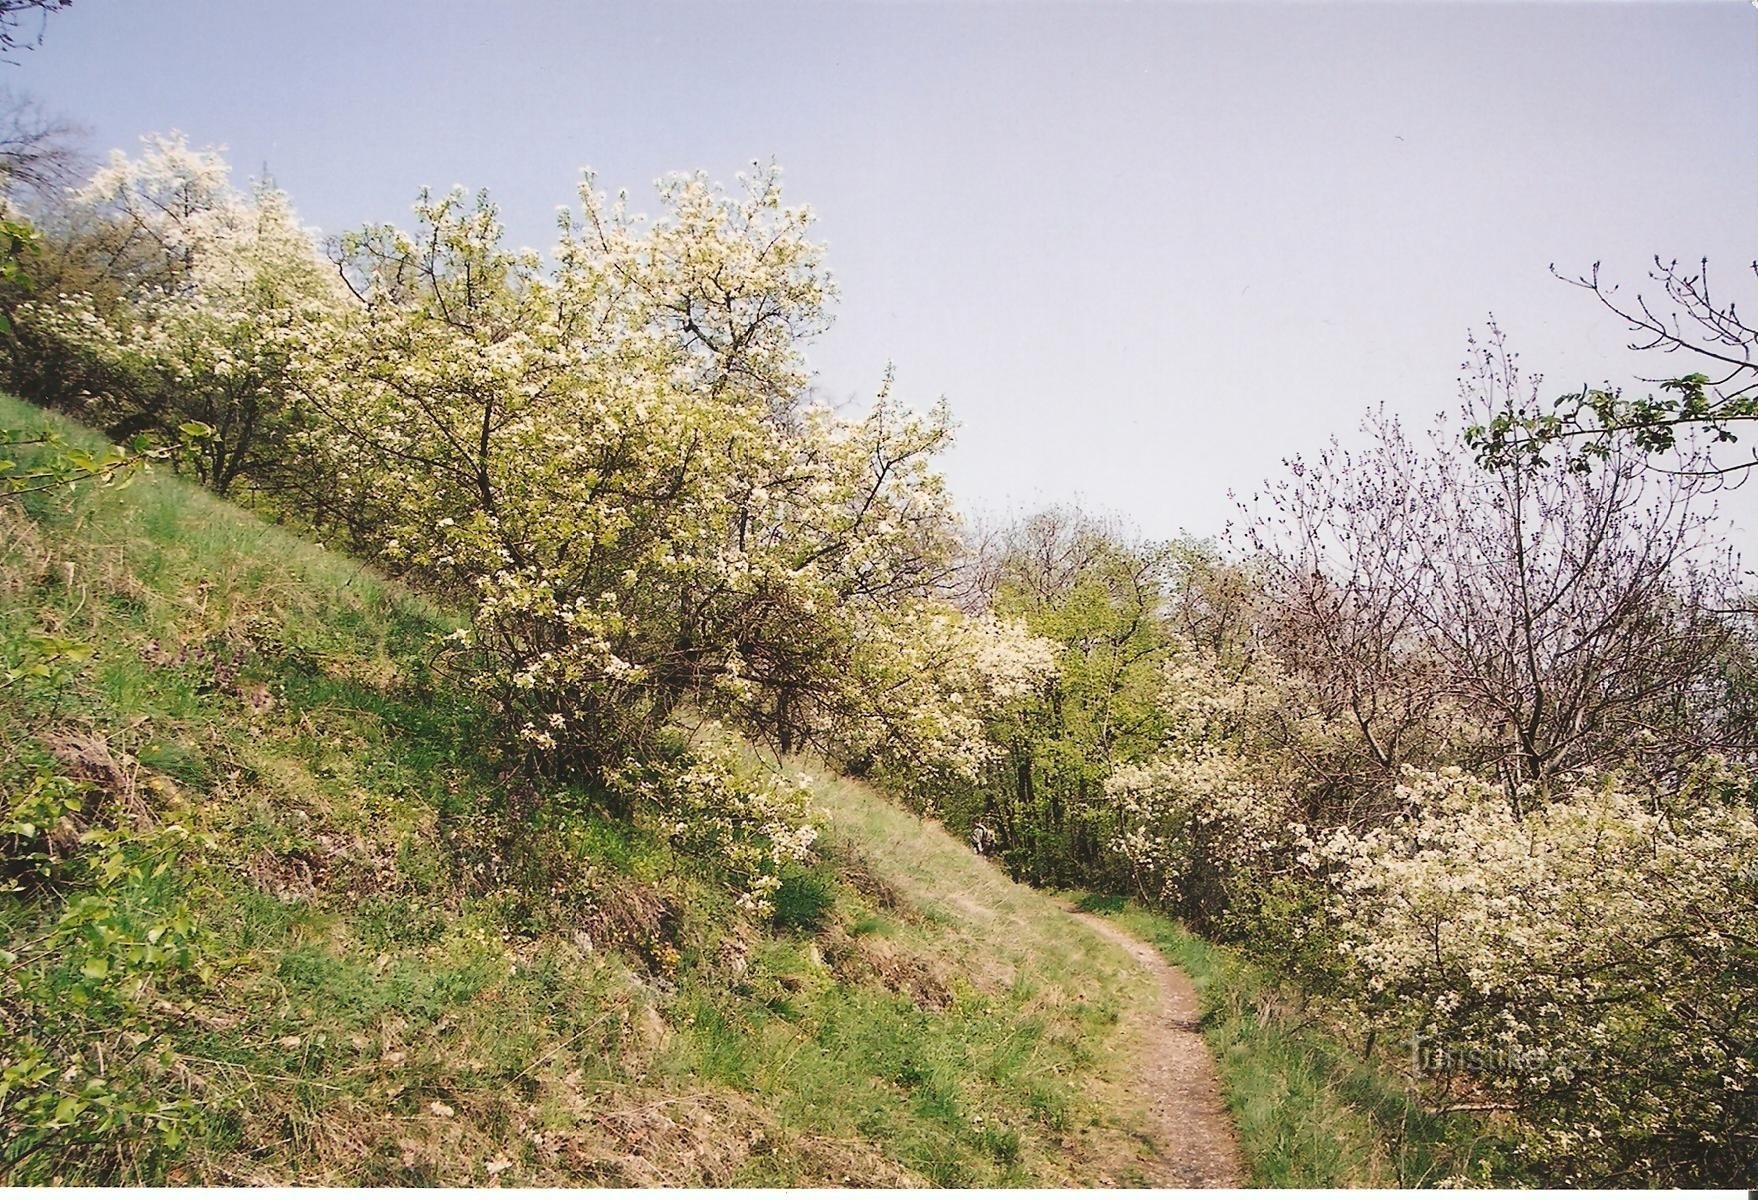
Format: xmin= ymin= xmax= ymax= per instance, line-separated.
xmin=0 ymin=395 xmax=1185 ymax=1186
xmin=1069 ymin=893 xmax=1501 ymax=1187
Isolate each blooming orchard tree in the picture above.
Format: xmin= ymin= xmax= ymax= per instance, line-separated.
xmin=72 ymin=132 xmax=242 ymax=290
xmin=559 ymin=165 xmax=833 ymax=409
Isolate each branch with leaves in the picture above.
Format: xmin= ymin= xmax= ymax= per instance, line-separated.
xmin=0 ymin=420 xmax=213 ymax=498
xmin=1468 ymin=258 xmax=1758 ymax=477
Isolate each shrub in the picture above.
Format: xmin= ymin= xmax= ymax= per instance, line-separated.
xmin=610 ymin=741 xmax=820 ymax=920
xmin=2 ymin=774 xmax=213 ymax=1182
xmin=1100 ymin=639 xmax=1312 ymax=928
xmin=294 ymin=174 xmax=964 ymax=783
xmin=1312 ymin=765 xmax=1758 ymax=1183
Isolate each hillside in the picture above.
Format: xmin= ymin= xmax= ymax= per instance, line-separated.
xmin=0 ymin=394 xmax=1235 ymax=1186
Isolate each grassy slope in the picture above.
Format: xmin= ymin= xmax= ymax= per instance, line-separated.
xmin=0 ymin=395 xmax=1177 ymax=1186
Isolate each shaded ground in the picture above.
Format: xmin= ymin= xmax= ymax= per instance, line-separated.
xmin=1066 ymin=904 xmax=1244 ymax=1187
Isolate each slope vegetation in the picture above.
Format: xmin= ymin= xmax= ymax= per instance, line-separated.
xmin=1 ymin=395 xmax=1207 ymax=1185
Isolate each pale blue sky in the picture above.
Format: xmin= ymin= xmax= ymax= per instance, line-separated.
xmin=12 ymin=0 xmax=1758 ymax=544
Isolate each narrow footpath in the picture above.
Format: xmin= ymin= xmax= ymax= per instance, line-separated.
xmin=1066 ymin=906 xmax=1245 ymax=1187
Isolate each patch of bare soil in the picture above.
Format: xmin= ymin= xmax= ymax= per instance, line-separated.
xmin=1067 ymin=906 xmax=1244 ymax=1188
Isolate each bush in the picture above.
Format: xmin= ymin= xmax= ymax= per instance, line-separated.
xmin=610 ymin=740 xmax=820 ymax=920
xmin=1312 ymin=765 xmax=1758 ymax=1183
xmin=1100 ymin=639 xmax=1313 ymax=929
xmin=1 ymin=793 xmax=213 ymax=1181
xmin=289 ymin=173 xmax=967 ymax=786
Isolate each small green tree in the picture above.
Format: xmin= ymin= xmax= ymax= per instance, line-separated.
xmin=946 ymin=509 xmax=1182 ymax=887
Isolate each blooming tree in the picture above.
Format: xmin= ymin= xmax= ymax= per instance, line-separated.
xmin=21 ymin=134 xmax=344 ymax=495
xmin=1313 ymin=764 xmax=1758 ymax=1182
xmin=296 ymin=170 xmax=966 ymax=786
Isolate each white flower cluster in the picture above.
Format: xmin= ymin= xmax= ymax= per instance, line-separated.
xmin=834 ymin=601 xmax=1058 ymax=792
xmin=1099 ymin=640 xmax=1306 ymax=913
xmin=22 ymin=133 xmax=346 ymax=493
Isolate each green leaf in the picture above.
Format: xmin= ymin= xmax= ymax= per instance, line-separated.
xmin=81 ymin=956 xmax=110 ymax=980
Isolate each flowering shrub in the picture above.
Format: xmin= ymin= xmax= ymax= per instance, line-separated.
xmin=832 ymin=601 xmax=1057 ymax=797
xmin=1312 ymin=765 xmax=1758 ymax=1183
xmin=296 ymin=171 xmax=963 ymax=782
xmin=1101 ymin=640 xmax=1308 ymax=924
xmin=609 ymin=740 xmax=819 ymax=919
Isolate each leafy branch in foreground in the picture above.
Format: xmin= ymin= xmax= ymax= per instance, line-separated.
xmin=1467 ymin=257 xmax=1758 ymax=476
xmin=0 ymin=208 xmax=214 ymax=497
xmin=0 ymin=420 xmax=212 ymax=496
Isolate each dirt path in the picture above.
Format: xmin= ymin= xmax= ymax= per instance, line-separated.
xmin=1066 ymin=906 xmax=1245 ymax=1188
